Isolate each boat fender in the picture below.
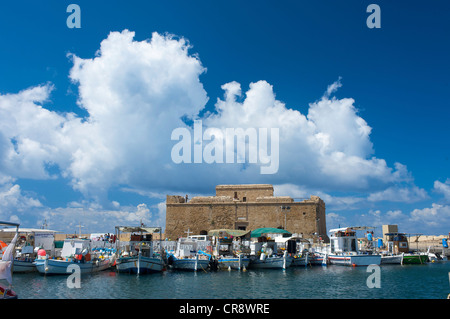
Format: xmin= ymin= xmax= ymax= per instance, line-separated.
xmin=37 ymin=249 xmax=46 ymax=259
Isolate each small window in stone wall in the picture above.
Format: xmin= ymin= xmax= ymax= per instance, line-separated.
xmin=243 ymin=197 xmax=246 ymax=202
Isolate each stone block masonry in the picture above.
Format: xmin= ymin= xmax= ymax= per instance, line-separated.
xmin=165 ymin=184 xmax=329 ymax=242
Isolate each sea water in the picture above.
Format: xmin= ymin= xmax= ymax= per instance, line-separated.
xmin=12 ymin=262 xmax=450 ymax=299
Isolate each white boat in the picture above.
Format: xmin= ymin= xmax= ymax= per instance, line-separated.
xmin=309 ymin=252 xmax=327 ymax=266
xmin=380 ymin=254 xmax=404 ymax=264
xmin=114 ymin=226 xmax=165 ymax=274
xmin=309 ymin=239 xmax=330 ymax=266
xmin=0 ymin=221 xmax=20 ymax=299
xmin=34 ymin=238 xmax=113 ymax=275
xmin=249 ymin=252 xmax=293 ymax=269
xmin=34 ymin=257 xmax=111 ymax=275
xmin=328 ymin=253 xmax=381 ymax=266
xmin=248 ymin=228 xmax=294 ymax=269
xmin=426 ymin=246 xmax=448 ymax=262
xmin=167 ymin=237 xmax=210 ymax=271
xmin=326 ymin=227 xmax=381 ymax=266
xmin=249 ymin=242 xmax=292 ymax=269
xmin=428 ymin=253 xmax=447 ymax=262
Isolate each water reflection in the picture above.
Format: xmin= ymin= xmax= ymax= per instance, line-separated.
xmin=12 ymin=262 xmax=450 ymax=299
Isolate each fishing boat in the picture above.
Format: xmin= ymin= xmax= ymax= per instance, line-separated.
xmin=168 ymin=253 xmax=210 ymax=271
xmin=208 ymin=229 xmax=251 ymax=270
xmin=248 ymin=228 xmax=293 ymax=270
xmin=281 ymin=237 xmax=311 ymax=267
xmin=380 ymin=254 xmax=404 ymax=264
xmin=309 ymin=252 xmax=327 ymax=265
xmin=0 ymin=221 xmax=20 ymax=299
xmin=309 ymin=238 xmax=330 ymax=265
xmin=291 ymin=250 xmax=310 ymax=266
xmin=13 ymin=252 xmax=36 ymax=273
xmin=166 ymin=237 xmax=210 ymax=271
xmin=380 ymin=232 xmax=428 ymax=265
xmin=401 ymin=253 xmax=428 ymax=264
xmin=249 ymin=251 xmax=292 ymax=269
xmin=114 ymin=226 xmax=166 ymax=274
xmin=326 ymin=227 xmax=381 ymax=266
xmin=272 ymin=233 xmax=312 ymax=267
xmin=377 ymin=232 xmax=407 ymax=264
xmin=427 ymin=252 xmax=447 ymax=262
xmin=427 ymin=251 xmax=448 ymax=262
xmin=34 ymin=237 xmax=113 ymax=275
xmin=216 ymin=255 xmax=251 ymax=270
xmin=426 ymin=244 xmax=448 ymax=263
xmin=0 ymin=227 xmax=59 ymax=273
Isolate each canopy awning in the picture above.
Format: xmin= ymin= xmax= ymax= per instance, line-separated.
xmin=250 ymin=227 xmax=291 ymax=238
xmin=290 ymin=237 xmax=311 ymax=243
xmin=329 ymin=226 xmax=375 ymax=233
xmin=0 ymin=221 xmax=19 ymax=228
xmin=208 ymin=229 xmax=250 ymax=237
xmin=115 ymin=226 xmax=161 ymax=233
xmin=350 ymin=226 xmax=376 ymax=231
xmin=0 ymin=227 xmax=60 ymax=233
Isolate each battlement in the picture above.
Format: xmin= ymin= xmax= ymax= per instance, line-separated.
xmin=215 ymin=184 xmax=274 ymax=202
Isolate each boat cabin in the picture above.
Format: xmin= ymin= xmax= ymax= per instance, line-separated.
xmin=115 ymin=226 xmax=162 ymax=258
xmin=250 ymin=241 xmax=280 ymax=256
xmin=188 ymin=235 xmax=211 ymax=242
xmin=174 ymin=238 xmax=201 ymax=256
xmin=60 ymin=238 xmax=91 ymax=257
xmin=384 ymin=232 xmax=409 ymax=254
xmin=329 ymin=228 xmax=358 ymax=254
xmin=0 ymin=227 xmax=58 ymax=258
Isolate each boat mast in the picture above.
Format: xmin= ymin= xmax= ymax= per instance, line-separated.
xmin=77 ymin=222 xmax=84 ymax=238
xmin=115 ymin=226 xmax=121 ymax=257
xmin=184 ymin=228 xmax=193 ymax=238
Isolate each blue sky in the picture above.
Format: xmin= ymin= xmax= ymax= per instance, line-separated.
xmin=0 ymin=1 xmax=449 ymax=236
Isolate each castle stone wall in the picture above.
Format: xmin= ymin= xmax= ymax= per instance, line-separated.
xmin=165 ymin=184 xmax=328 ymax=242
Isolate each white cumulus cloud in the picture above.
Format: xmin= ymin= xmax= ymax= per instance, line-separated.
xmin=0 ymin=30 xmax=430 ymax=232
xmin=368 ymin=185 xmax=428 ymax=203
xmin=434 ymin=179 xmax=450 ymax=202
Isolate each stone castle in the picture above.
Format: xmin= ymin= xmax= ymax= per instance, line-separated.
xmin=165 ymin=184 xmax=328 ymax=242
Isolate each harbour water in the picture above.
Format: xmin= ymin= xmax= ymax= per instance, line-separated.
xmin=12 ymin=262 xmax=450 ymax=299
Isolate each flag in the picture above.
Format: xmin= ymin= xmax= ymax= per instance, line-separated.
xmin=0 ymin=233 xmax=18 ymax=285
